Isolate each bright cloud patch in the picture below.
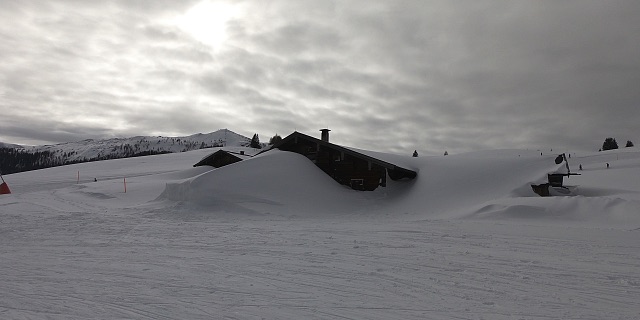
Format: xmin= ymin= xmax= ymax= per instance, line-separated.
xmin=173 ymin=1 xmax=240 ymax=50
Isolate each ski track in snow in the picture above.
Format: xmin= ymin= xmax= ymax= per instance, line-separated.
xmin=1 ymin=148 xmax=640 ymax=319
xmin=1 ymin=201 xmax=639 ymax=319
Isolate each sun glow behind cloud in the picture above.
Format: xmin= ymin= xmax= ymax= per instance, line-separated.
xmin=174 ymin=1 xmax=240 ymax=50
xmin=2 ymin=1 xmax=639 ymax=153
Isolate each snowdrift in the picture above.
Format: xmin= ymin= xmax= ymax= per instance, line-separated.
xmin=4 ymin=143 xmax=639 ymax=227
xmin=158 ymin=150 xmax=367 ymax=216
xmin=156 ymin=148 xmax=640 ymax=227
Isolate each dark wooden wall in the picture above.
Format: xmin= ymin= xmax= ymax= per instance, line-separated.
xmin=279 ymin=140 xmax=385 ymax=191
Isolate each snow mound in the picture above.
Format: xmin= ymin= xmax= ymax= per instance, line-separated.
xmin=157 ymin=147 xmax=640 ymax=227
xmin=158 ymin=150 xmax=367 ymax=216
xmin=7 ymin=142 xmax=639 ymax=228
xmin=468 ymin=196 xmax=640 ymax=226
xmin=375 ymin=149 xmax=565 ymax=217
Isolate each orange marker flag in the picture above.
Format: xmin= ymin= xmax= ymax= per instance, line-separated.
xmin=0 ymin=174 xmax=11 ymax=195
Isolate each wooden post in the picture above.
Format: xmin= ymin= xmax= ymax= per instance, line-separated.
xmin=124 ymin=177 xmax=127 ymax=193
xmin=77 ymin=171 xmax=79 ymax=184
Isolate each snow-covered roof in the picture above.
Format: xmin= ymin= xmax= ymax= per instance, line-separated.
xmin=269 ymin=131 xmax=418 ymax=176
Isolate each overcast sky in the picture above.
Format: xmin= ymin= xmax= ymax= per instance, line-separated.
xmin=1 ymin=0 xmax=639 ymax=154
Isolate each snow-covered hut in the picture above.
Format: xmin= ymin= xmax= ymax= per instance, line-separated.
xmin=265 ymin=130 xmax=417 ymax=191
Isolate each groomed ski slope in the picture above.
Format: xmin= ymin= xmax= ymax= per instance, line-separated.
xmin=1 ymin=147 xmax=639 ymax=319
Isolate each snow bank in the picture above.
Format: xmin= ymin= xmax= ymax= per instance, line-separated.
xmin=462 ymin=150 xmax=640 ymax=227
xmin=154 ymin=147 xmax=640 ymax=227
xmin=158 ymin=150 xmax=367 ymax=216
xmin=6 ymin=144 xmax=640 ymax=228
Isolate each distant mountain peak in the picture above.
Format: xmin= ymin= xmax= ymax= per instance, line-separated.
xmin=0 ymin=129 xmax=254 ymax=174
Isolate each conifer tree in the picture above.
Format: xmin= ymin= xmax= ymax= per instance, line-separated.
xmin=602 ymin=138 xmax=618 ymax=151
xmin=269 ymin=134 xmax=282 ymax=145
xmin=250 ymin=133 xmax=262 ymax=149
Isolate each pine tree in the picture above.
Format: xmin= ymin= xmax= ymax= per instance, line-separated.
xmin=250 ymin=133 xmax=261 ymax=149
xmin=602 ymin=138 xmax=618 ymax=151
xmin=626 ymin=140 xmax=634 ymax=148
xmin=269 ymin=134 xmax=282 ymax=145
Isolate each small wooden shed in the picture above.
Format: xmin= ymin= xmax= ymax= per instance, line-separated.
xmin=193 ymin=150 xmax=244 ymax=168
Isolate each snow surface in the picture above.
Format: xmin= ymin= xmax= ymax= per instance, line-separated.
xmin=1 ymin=146 xmax=639 ymax=319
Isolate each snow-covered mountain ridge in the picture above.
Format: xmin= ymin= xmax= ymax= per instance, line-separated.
xmin=0 ymin=129 xmax=254 ymax=174
xmin=0 ymin=142 xmax=22 ymax=149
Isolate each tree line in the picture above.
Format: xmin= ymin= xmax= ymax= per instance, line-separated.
xmin=601 ymin=137 xmax=634 ymax=151
xmin=0 ymin=147 xmax=174 ymax=175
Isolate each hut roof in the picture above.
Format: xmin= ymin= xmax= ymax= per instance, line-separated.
xmin=265 ymin=131 xmax=417 ymax=178
xmin=193 ymin=149 xmax=253 ymax=168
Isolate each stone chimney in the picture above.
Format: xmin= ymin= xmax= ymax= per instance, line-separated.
xmin=320 ymin=129 xmax=331 ymax=142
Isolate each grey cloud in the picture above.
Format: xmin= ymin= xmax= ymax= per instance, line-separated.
xmin=247 ymin=22 xmax=346 ymax=57
xmin=195 ymin=70 xmax=284 ymax=108
xmin=0 ymin=115 xmax=115 ymax=146
xmin=1 ymin=0 xmax=639 ymax=155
